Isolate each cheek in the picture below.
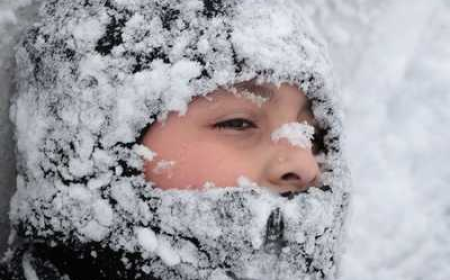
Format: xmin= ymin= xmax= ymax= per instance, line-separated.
xmin=144 ymin=140 xmax=258 ymax=189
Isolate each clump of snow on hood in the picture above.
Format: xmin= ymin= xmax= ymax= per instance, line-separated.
xmin=271 ymin=121 xmax=315 ymax=149
xmin=135 ymin=226 xmax=158 ymax=253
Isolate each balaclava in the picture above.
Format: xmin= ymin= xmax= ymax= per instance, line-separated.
xmin=7 ymin=0 xmax=351 ymax=279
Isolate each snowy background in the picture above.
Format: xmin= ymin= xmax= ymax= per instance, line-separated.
xmin=0 ymin=1 xmax=449 ymax=279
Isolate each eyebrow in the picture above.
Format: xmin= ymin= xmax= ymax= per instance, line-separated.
xmin=232 ymin=81 xmax=275 ymax=99
xmin=223 ymin=81 xmax=318 ymax=125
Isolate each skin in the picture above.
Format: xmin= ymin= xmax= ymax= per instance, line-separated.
xmin=142 ymin=81 xmax=320 ymax=193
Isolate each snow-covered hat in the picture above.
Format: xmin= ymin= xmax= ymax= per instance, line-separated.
xmin=9 ymin=0 xmax=350 ymax=279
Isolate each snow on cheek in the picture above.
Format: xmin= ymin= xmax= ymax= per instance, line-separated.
xmin=133 ymin=144 xmax=157 ymax=162
xmin=271 ymin=122 xmax=315 ymax=149
xmin=236 ymin=176 xmax=260 ymax=189
xmin=201 ymin=181 xmax=217 ymax=189
xmin=152 ymin=160 xmax=176 ymax=178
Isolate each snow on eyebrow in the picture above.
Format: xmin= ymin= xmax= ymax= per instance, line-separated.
xmin=229 ymin=87 xmax=270 ymax=107
xmin=271 ymin=122 xmax=315 ymax=149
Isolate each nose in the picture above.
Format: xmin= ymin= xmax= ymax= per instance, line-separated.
xmin=265 ymin=140 xmax=320 ymax=192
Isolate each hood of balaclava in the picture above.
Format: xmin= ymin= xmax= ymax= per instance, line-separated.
xmin=7 ymin=0 xmax=351 ymax=279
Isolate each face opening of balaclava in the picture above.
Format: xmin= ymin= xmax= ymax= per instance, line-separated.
xmin=6 ymin=0 xmax=351 ymax=280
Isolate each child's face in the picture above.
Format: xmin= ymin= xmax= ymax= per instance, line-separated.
xmin=142 ymin=81 xmax=320 ymax=193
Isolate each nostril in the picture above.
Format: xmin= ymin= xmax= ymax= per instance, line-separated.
xmin=281 ymin=172 xmax=301 ymax=181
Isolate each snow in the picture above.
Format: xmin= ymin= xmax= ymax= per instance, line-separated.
xmin=308 ymin=0 xmax=450 ymax=279
xmin=78 ymin=220 xmax=110 ymax=242
xmin=162 ymin=59 xmax=203 ymax=115
xmin=152 ymin=160 xmax=176 ymax=175
xmin=0 ymin=0 xmax=448 ymax=280
xmin=22 ymin=253 xmax=39 ymax=280
xmin=155 ymin=237 xmax=181 ymax=267
xmin=135 ymin=227 xmax=158 ymax=252
xmin=152 ymin=184 xmax=342 ymax=279
xmin=133 ymin=144 xmax=157 ymax=162
xmin=230 ymin=88 xmax=270 ymax=107
xmin=92 ymin=199 xmax=114 ymax=227
xmin=72 ymin=17 xmax=107 ymax=48
xmin=271 ymin=121 xmax=315 ymax=149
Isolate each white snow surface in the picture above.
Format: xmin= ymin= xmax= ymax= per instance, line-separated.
xmin=307 ymin=1 xmax=450 ymax=280
xmin=0 ymin=0 xmax=448 ymax=280
xmin=271 ymin=121 xmax=315 ymax=149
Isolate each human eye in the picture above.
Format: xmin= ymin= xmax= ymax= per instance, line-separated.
xmin=213 ymin=118 xmax=257 ymax=131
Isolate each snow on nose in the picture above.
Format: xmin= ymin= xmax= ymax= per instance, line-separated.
xmin=267 ymin=122 xmax=319 ymax=191
xmin=271 ymin=121 xmax=315 ymax=149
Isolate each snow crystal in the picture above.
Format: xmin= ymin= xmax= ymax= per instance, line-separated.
xmin=72 ymin=17 xmax=106 ymax=48
xmin=156 ymin=237 xmax=181 ymax=267
xmin=92 ymin=199 xmax=114 ymax=227
xmin=271 ymin=121 xmax=315 ymax=149
xmin=162 ymin=60 xmax=203 ymax=116
xmin=67 ymin=185 xmax=92 ymax=202
xmin=208 ymin=269 xmax=233 ymax=280
xmin=133 ymin=144 xmax=157 ymax=162
xmin=78 ymin=220 xmax=110 ymax=242
xmin=135 ymin=227 xmax=158 ymax=253
xmin=241 ymin=92 xmax=269 ymax=107
xmin=236 ymin=175 xmax=261 ymax=189
xmin=177 ymin=241 xmax=200 ymax=266
xmin=22 ymin=253 xmax=39 ymax=280
xmin=87 ymin=172 xmax=112 ymax=190
xmin=110 ymin=181 xmax=139 ymax=213
xmin=152 ymin=160 xmax=176 ymax=175
xmin=202 ymin=181 xmax=216 ymax=189
xmin=68 ymin=158 xmax=94 ymax=178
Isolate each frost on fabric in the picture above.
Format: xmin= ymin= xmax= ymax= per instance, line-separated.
xmin=136 ymin=227 xmax=158 ymax=253
xmin=8 ymin=0 xmax=350 ymax=279
xmin=271 ymin=121 xmax=315 ymax=149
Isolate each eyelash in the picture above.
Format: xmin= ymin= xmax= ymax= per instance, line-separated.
xmin=213 ymin=118 xmax=258 ymax=131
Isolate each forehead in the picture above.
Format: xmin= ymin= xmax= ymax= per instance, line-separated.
xmin=187 ymin=81 xmax=315 ymax=119
xmin=199 ymin=81 xmax=286 ymax=104
xmin=220 ymin=81 xmax=312 ymax=114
